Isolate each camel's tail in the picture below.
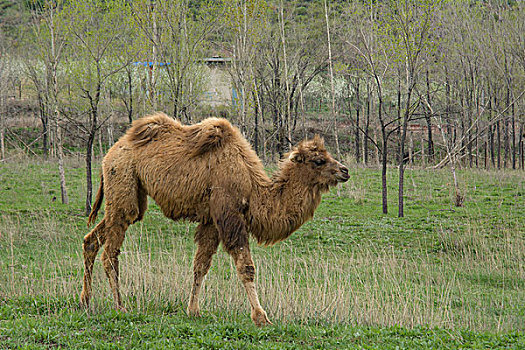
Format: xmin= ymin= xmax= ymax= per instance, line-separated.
xmin=87 ymin=175 xmax=104 ymax=227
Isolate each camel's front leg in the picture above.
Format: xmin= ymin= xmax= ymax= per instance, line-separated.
xmin=230 ymin=246 xmax=272 ymax=327
xmin=187 ymin=224 xmax=219 ymax=317
xmin=210 ymin=189 xmax=272 ymax=326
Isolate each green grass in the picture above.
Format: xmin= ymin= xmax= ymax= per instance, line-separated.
xmin=1 ymin=155 xmax=524 ymax=348
xmin=2 ymin=301 xmax=524 ymax=349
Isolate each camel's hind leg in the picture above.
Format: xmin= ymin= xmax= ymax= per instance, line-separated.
xmin=101 ymin=220 xmax=130 ymax=311
xmin=187 ymin=224 xmax=219 ymax=317
xmin=80 ymin=219 xmax=107 ymax=307
xmin=88 ymin=167 xmax=146 ymax=311
xmin=100 ymin=182 xmax=146 ymax=310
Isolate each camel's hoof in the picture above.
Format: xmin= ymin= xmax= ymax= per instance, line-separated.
xmin=187 ymin=306 xmax=201 ymax=317
xmin=79 ymin=293 xmax=90 ymax=309
xmin=116 ymin=305 xmax=128 ymax=313
xmin=251 ymin=309 xmax=272 ymax=327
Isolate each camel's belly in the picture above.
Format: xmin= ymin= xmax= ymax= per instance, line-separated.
xmin=147 ymin=188 xmax=211 ymax=224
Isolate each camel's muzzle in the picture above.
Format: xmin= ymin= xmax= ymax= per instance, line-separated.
xmin=337 ymin=165 xmax=350 ymax=182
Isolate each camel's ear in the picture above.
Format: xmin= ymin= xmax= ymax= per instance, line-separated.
xmin=312 ymin=134 xmax=325 ymax=147
xmin=289 ymin=150 xmax=305 ymax=163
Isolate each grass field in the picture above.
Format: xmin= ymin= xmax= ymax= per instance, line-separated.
xmin=1 ymin=153 xmax=524 ymax=349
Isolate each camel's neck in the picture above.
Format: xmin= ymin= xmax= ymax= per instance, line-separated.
xmin=246 ymin=163 xmax=326 ymax=245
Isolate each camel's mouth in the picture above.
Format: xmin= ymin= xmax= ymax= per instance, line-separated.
xmin=336 ymin=166 xmax=350 ymax=182
xmin=336 ymin=173 xmax=350 ymax=182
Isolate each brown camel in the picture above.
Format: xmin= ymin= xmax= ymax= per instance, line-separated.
xmin=80 ymin=112 xmax=349 ymax=326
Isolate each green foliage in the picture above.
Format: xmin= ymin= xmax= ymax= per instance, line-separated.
xmin=379 ymin=0 xmax=442 ymax=75
xmin=62 ymin=0 xmax=133 ymax=90
xmin=129 ymin=0 xmax=217 ymax=117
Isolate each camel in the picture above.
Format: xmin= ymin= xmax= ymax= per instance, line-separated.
xmin=80 ymin=112 xmax=349 ymax=326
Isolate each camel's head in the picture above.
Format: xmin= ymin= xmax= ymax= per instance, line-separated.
xmin=287 ymin=135 xmax=349 ymax=189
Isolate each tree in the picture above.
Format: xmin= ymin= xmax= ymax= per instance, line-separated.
xmin=254 ymin=2 xmax=328 ymax=156
xmin=24 ymin=0 xmax=69 ymax=204
xmin=62 ymin=0 xmax=133 ymax=214
xmin=132 ymin=0 xmax=219 ymax=121
xmin=324 ymin=0 xmax=341 ymax=159
xmin=0 ymin=41 xmax=12 ymax=161
xmin=381 ymin=0 xmax=441 ymax=217
xmin=344 ymin=1 xmax=395 ymax=214
xmin=222 ymin=0 xmax=268 ymax=136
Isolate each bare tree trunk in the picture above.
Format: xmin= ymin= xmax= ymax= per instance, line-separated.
xmin=484 ymin=122 xmax=489 ymax=169
xmin=85 ymin=89 xmax=100 ymax=216
xmin=425 ymin=69 xmax=434 ymax=161
xmin=364 ymin=82 xmax=371 ymax=165
xmin=50 ymin=120 xmax=56 ymax=158
xmin=437 ymin=114 xmax=462 ymax=206
xmin=396 ymin=75 xmax=402 ymax=164
xmin=35 ymin=91 xmax=49 ymax=158
xmin=497 ymin=119 xmax=501 ymax=169
xmin=511 ymin=99 xmax=516 ymax=169
xmin=504 ymin=85 xmax=510 ymax=169
xmin=355 ymin=77 xmax=361 ymax=163
xmin=107 ymin=124 xmax=114 ymax=148
xmin=409 ymin=132 xmax=413 ymax=165
xmin=0 ymin=129 xmax=4 ymax=161
xmin=151 ymin=3 xmax=158 ymax=110
xmin=86 ymin=132 xmax=94 ymax=215
xmin=280 ymin=0 xmax=292 ymax=149
xmin=127 ymin=67 xmax=133 ymax=124
xmin=299 ymin=78 xmax=306 ymax=140
xmin=270 ymin=60 xmax=283 ymax=156
xmin=253 ymin=90 xmax=259 ymax=154
xmin=98 ymin=123 xmax=104 ymax=157
xmin=427 ymin=90 xmax=463 ymax=207
xmin=55 ymin=116 xmax=69 ymax=204
xmin=488 ymin=95 xmax=495 ymax=168
xmin=519 ymin=122 xmax=524 ymax=170
xmin=466 ymin=96 xmax=473 ymax=168
xmin=484 ymin=138 xmax=488 ymax=169
xmin=324 ymin=0 xmax=341 ymax=159
xmin=504 ymin=119 xmax=509 ymax=169
xmin=398 ymin=113 xmax=409 ymax=218
xmin=260 ymin=87 xmax=267 ymax=162
xmin=398 ymin=76 xmax=416 ymax=218
xmin=376 ymin=88 xmax=387 ymax=214
xmin=381 ymin=133 xmax=388 ymax=214
xmin=49 ymin=7 xmax=68 ymax=205
xmin=489 ymin=124 xmax=495 ymax=168
xmin=475 ymin=119 xmax=479 ymax=168
xmin=0 ymin=131 xmax=4 ymax=160
xmin=0 ymin=96 xmax=5 ymax=160
xmin=420 ymin=130 xmax=425 ymax=165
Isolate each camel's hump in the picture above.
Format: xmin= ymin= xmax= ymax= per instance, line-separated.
xmin=187 ymin=117 xmax=239 ymax=157
xmin=125 ymin=113 xmax=240 ymax=156
xmin=126 ymin=112 xmax=182 ymax=147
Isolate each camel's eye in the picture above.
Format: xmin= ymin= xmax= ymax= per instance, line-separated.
xmin=313 ymin=159 xmax=326 ymax=167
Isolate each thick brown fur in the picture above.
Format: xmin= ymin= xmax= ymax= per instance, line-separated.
xmin=80 ymin=112 xmax=349 ymax=326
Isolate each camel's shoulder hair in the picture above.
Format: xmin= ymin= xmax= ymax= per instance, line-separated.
xmin=125 ymin=112 xmax=240 ymax=156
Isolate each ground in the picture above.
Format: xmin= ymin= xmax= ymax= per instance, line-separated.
xmin=0 ymin=156 xmax=524 ymax=348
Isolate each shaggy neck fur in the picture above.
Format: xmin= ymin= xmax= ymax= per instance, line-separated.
xmin=246 ymin=160 xmax=328 ymax=246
